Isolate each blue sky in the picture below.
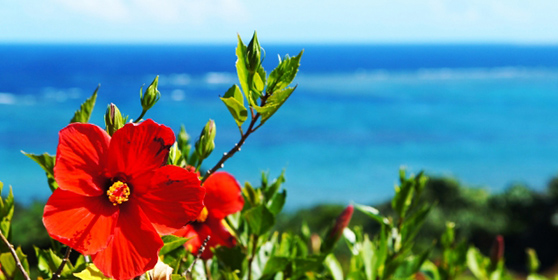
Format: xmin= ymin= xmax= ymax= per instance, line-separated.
xmin=2 ymin=0 xmax=558 ymax=44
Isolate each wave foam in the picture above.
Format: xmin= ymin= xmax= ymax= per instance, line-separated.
xmin=0 ymin=93 xmax=16 ymax=105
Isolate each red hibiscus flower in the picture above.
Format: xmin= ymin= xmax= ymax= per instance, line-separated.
xmin=174 ymin=172 xmax=244 ymax=259
xmin=43 ymin=119 xmax=205 ymax=280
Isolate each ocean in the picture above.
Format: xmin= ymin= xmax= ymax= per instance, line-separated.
xmin=1 ymin=44 xmax=558 ymax=209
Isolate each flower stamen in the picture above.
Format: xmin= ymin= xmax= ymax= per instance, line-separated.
xmin=196 ymin=207 xmax=208 ymax=223
xmin=107 ymin=181 xmax=130 ymax=206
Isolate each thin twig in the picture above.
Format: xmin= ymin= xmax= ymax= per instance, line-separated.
xmin=201 ymin=113 xmax=260 ymax=184
xmin=0 ymin=231 xmax=30 ymax=280
xmin=52 ymin=247 xmax=72 ymax=280
xmin=185 ymin=235 xmax=211 ymax=279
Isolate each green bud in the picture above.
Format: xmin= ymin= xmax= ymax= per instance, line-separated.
xmin=195 ymin=120 xmax=216 ymax=160
xmin=177 ymin=125 xmax=191 ymax=162
xmin=105 ymin=103 xmax=125 ymax=135
xmin=246 ymin=31 xmax=262 ymax=72
xmin=526 ymin=248 xmax=540 ymax=274
xmin=177 ymin=125 xmax=190 ymax=150
xmin=168 ymin=143 xmax=183 ymax=166
xmin=140 ymin=76 xmax=161 ymax=112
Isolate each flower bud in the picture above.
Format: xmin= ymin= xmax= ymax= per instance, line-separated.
xmin=140 ymin=76 xmax=161 ymax=112
xmin=147 ymin=259 xmax=173 ymax=280
xmin=246 ymin=32 xmax=262 ymax=72
xmin=310 ymin=233 xmax=321 ymax=254
xmin=329 ymin=205 xmax=354 ymax=242
xmin=104 ymin=103 xmax=125 ymax=135
xmin=321 ymin=205 xmax=354 ymax=253
xmin=195 ymin=119 xmax=216 ymax=160
xmin=490 ymin=235 xmax=505 ymax=266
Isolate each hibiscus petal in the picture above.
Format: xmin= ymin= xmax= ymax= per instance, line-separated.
xmin=43 ymin=189 xmax=117 ymax=255
xmin=205 ymin=216 xmax=236 ymax=249
xmin=54 ymin=123 xmax=110 ymax=196
xmin=106 ymin=119 xmax=174 ymax=180
xmin=204 ymin=172 xmax=244 ymax=219
xmin=134 ymin=165 xmax=205 ymax=235
xmin=174 ymin=225 xmax=204 ymax=255
xmin=91 ymin=201 xmax=163 ymax=280
xmin=175 ymin=217 xmax=235 ymax=259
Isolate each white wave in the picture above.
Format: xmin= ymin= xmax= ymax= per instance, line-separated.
xmin=0 ymin=93 xmax=16 ymax=105
xmin=170 ymin=89 xmax=185 ymax=101
xmin=204 ymin=72 xmax=235 ymax=84
xmin=297 ymin=67 xmax=558 ymax=84
xmin=159 ymin=73 xmax=191 ymax=86
xmin=42 ymin=87 xmax=83 ymax=102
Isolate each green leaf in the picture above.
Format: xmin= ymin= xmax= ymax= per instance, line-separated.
xmin=160 ymin=235 xmax=189 ymax=256
xmin=267 ymin=189 xmax=286 ymax=216
xmin=253 ymin=71 xmax=265 ymax=95
xmin=243 ymin=205 xmax=275 ymax=236
xmin=266 ymin=50 xmax=303 ymax=93
xmin=263 ymin=170 xmax=285 ymax=201
xmin=0 ymin=247 xmax=29 ymax=280
xmin=467 ymin=246 xmax=488 ymax=279
xmin=256 ymin=64 xmax=267 ymax=94
xmin=235 ymin=34 xmax=251 ymax=102
xmin=420 ymin=260 xmax=441 ymax=280
xmin=393 ymin=249 xmax=432 ymax=278
xmin=373 ymin=226 xmax=389 ymax=276
xmin=301 ymin=220 xmax=311 ymax=242
xmin=255 ymin=86 xmax=296 ymax=125
xmin=292 ymin=257 xmax=322 ymax=278
xmin=34 ymin=247 xmax=74 ymax=279
xmin=70 ymin=85 xmax=98 ymax=123
xmin=325 ymin=254 xmax=343 ymax=280
xmin=242 ymin=182 xmax=260 ymax=207
xmin=526 ymin=248 xmax=540 ymax=274
xmin=359 ymin=235 xmax=374 ymax=280
xmin=220 ymin=85 xmax=248 ymax=127
xmin=161 ymin=245 xmax=186 ymax=272
xmin=401 ymin=204 xmax=431 ymax=246
xmin=22 ymin=152 xmax=58 ymax=192
xmin=392 ymin=175 xmax=415 ymax=218
xmin=214 ymin=245 xmax=246 ymax=272
xmin=0 ymin=185 xmax=14 ymax=239
xmin=74 ymin=263 xmax=112 ymax=280
xmin=261 ymin=256 xmax=290 ymax=277
xmin=354 ymin=203 xmax=389 ymax=226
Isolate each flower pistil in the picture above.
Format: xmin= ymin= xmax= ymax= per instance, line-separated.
xmin=107 ymin=181 xmax=130 ymax=205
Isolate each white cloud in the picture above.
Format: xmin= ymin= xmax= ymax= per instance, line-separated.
xmin=53 ymin=0 xmax=248 ymax=25
xmin=54 ymin=0 xmax=132 ymax=22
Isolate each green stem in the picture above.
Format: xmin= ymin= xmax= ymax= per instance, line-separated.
xmin=134 ymin=109 xmax=147 ymax=123
xmin=247 ymin=235 xmax=259 ymax=280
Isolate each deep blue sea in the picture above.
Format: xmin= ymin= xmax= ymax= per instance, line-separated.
xmin=1 ymin=44 xmax=558 ymax=209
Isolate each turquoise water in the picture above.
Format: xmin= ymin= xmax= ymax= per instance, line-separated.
xmin=1 ymin=44 xmax=558 ymax=208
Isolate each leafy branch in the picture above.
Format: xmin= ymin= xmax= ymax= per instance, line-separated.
xmin=199 ymin=32 xmax=303 ymax=183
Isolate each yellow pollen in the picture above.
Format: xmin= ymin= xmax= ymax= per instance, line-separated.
xmin=196 ymin=207 xmax=208 ymax=223
xmin=107 ymin=181 xmax=130 ymax=206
